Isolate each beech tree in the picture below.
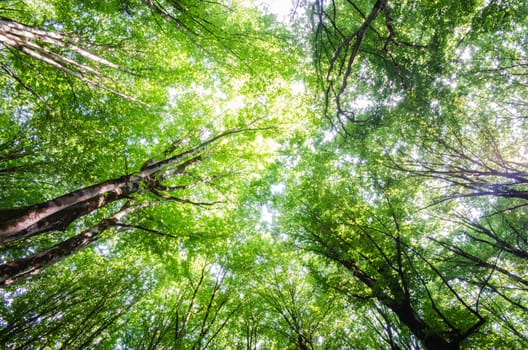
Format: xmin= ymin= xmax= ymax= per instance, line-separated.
xmin=276 ymin=149 xmax=485 ymax=349
xmin=0 ymin=127 xmax=270 ymax=285
xmin=0 ymin=128 xmax=254 ymax=242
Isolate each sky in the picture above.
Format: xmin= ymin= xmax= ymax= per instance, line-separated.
xmin=256 ymin=0 xmax=296 ymax=22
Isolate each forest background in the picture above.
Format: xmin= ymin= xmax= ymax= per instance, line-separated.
xmin=0 ymin=0 xmax=527 ymax=349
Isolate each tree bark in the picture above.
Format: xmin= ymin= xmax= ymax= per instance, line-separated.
xmin=0 ymin=219 xmax=112 ymax=286
xmin=0 ymin=176 xmax=141 ymax=243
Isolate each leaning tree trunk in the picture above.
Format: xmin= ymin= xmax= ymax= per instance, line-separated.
xmin=0 ymin=219 xmax=111 ymax=286
xmin=0 ymin=128 xmax=245 ymax=243
xmin=0 ymin=176 xmax=142 ymax=243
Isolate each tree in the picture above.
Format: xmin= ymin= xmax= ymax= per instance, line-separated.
xmin=1 ymin=128 xmax=251 ymax=242
xmin=310 ymin=0 xmax=481 ymax=132
xmin=277 ymin=150 xmax=485 ymax=349
xmin=0 ymin=126 xmax=272 ymax=285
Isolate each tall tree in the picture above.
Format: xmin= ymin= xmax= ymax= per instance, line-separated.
xmin=0 ymin=126 xmax=272 ymax=285
xmin=276 ymin=148 xmax=485 ymax=349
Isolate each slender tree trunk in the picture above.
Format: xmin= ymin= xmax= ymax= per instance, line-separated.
xmin=0 ymin=219 xmax=112 ymax=286
xmin=0 ymin=18 xmax=141 ymax=102
xmin=0 ymin=204 xmax=143 ymax=286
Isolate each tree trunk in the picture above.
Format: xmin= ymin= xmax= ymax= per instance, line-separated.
xmin=0 ymin=127 xmax=246 ymax=243
xmin=0 ymin=219 xmax=111 ymax=286
xmin=387 ymin=300 xmax=457 ymax=350
xmin=0 ymin=203 xmax=144 ymax=286
xmin=339 ymin=259 xmax=458 ymax=349
xmin=0 ymin=176 xmax=141 ymax=243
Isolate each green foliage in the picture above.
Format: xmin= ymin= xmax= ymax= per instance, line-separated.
xmin=1 ymin=0 xmax=527 ymax=348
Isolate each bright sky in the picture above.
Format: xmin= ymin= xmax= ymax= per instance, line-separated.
xmin=256 ymin=0 xmax=296 ymax=21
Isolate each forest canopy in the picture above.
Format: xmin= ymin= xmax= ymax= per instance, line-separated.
xmin=1 ymin=0 xmax=527 ymax=349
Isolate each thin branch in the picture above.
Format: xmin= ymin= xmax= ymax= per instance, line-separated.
xmin=115 ymin=223 xmax=180 ymax=239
